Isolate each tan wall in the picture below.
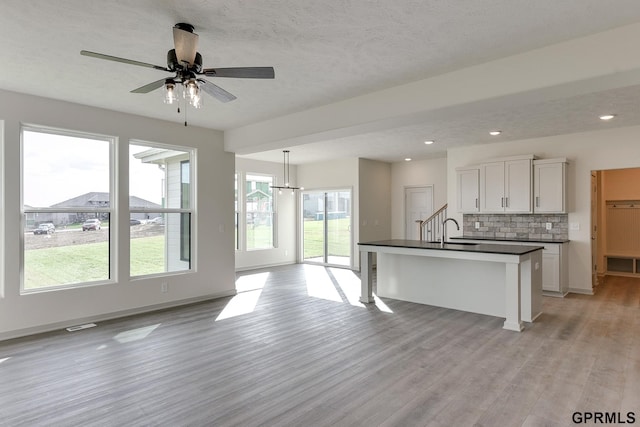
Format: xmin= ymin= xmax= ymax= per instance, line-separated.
xmin=602 ymin=167 xmax=640 ymax=201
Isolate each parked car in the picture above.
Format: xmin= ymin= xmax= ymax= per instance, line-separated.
xmin=130 ymin=219 xmax=141 ymax=226
xmin=148 ymin=216 xmax=164 ymax=224
xmin=82 ymin=218 xmax=101 ymax=231
xmin=33 ymin=223 xmax=55 ymax=235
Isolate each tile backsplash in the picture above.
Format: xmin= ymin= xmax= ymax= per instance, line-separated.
xmin=462 ymin=214 xmax=568 ymax=240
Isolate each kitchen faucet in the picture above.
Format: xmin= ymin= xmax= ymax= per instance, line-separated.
xmin=441 ymin=217 xmax=460 ymax=246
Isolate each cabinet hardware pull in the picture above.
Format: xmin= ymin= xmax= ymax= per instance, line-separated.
xmin=536 ymin=196 xmax=539 ymax=207
xmin=501 ymin=197 xmax=504 ymax=207
xmin=505 ymin=197 xmax=508 ymax=207
xmin=475 ymin=198 xmax=478 ymax=208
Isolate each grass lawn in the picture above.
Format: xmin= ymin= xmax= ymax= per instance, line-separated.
xmin=243 ymin=218 xmax=351 ymax=259
xmin=24 ymin=218 xmax=352 ymax=289
xmin=245 ymin=224 xmax=274 ymax=250
xmin=24 ymin=235 xmax=166 ymax=289
xmin=303 ymin=218 xmax=351 ymax=259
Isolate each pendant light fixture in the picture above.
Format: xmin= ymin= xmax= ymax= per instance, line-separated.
xmin=270 ymin=150 xmax=303 ymax=195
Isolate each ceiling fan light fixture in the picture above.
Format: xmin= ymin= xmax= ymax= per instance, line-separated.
xmin=599 ymin=114 xmax=615 ymax=121
xmin=191 ymin=94 xmax=202 ymax=109
xmin=80 ymin=22 xmax=275 ymax=120
xmin=184 ymin=79 xmax=202 ymax=108
xmin=163 ymin=80 xmax=179 ymax=104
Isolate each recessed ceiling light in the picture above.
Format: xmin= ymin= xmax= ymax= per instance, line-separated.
xmin=599 ymin=114 xmax=615 ymax=121
xmin=489 ymin=130 xmax=502 ymax=136
xmin=404 ymin=158 xmax=412 ymax=162
xmin=424 ymin=140 xmax=434 ymax=145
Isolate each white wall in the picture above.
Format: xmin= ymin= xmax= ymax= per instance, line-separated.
xmin=447 ymin=125 xmax=640 ymax=294
xmin=298 ymin=158 xmax=360 ymax=269
xmin=0 ymin=89 xmax=236 ymax=340
xmin=235 ymin=157 xmax=297 ymax=270
xmin=391 ymin=157 xmax=448 ymax=239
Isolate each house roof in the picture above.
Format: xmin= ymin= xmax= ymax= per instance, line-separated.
xmin=51 ymin=192 xmax=161 ymax=209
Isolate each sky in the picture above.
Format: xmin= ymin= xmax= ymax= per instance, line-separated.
xmin=23 ymin=131 xmax=164 ymax=208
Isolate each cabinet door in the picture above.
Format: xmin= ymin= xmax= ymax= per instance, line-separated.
xmin=534 ymin=162 xmax=565 ymax=213
xmin=480 ymin=162 xmax=505 ymax=212
xmin=542 ymin=252 xmax=560 ymax=292
xmin=505 ymin=159 xmax=532 ymax=213
xmin=456 ymin=168 xmax=479 ymax=213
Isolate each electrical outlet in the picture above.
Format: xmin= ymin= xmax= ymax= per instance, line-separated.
xmin=161 ymin=282 xmax=168 ymax=293
xmin=475 ymin=222 xmax=480 ymax=229
xmin=546 ymin=222 xmax=552 ymax=230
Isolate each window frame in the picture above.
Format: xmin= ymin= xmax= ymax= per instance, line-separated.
xmin=234 ymin=172 xmax=240 ymax=251
xmin=244 ymin=172 xmax=277 ymax=251
xmin=128 ymin=140 xmax=196 ymax=278
xmin=180 ymin=160 xmax=190 ymax=262
xmin=20 ymin=124 xmax=116 ymax=293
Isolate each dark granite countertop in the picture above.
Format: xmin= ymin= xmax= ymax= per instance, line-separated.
xmin=358 ymin=239 xmax=543 ymax=255
xmin=449 ymin=235 xmax=570 ymax=244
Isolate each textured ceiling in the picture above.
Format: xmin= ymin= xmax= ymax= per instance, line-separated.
xmin=3 ymin=1 xmax=640 ymax=162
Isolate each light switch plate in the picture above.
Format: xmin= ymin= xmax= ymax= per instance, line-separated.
xmin=546 ymin=222 xmax=552 ymax=230
xmin=475 ymin=222 xmax=480 ymax=229
xmin=570 ymin=222 xmax=580 ymax=230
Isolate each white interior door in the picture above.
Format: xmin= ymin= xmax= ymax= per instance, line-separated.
xmin=405 ymin=186 xmax=434 ymax=239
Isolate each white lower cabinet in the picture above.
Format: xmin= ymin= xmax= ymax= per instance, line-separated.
xmin=541 ymin=245 xmax=561 ymax=293
xmin=451 ymin=239 xmax=568 ymax=296
xmin=540 ymin=243 xmax=568 ymax=296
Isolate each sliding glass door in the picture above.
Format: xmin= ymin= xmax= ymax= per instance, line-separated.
xmin=302 ymin=189 xmax=352 ymax=267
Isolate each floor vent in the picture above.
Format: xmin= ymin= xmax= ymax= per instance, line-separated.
xmin=66 ymin=323 xmax=97 ymax=332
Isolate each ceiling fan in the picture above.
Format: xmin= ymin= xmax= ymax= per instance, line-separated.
xmin=80 ymin=23 xmax=274 ymax=108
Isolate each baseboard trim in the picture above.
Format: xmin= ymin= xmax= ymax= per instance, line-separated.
xmin=235 ymin=261 xmax=296 ymax=272
xmin=567 ymin=287 xmax=594 ymax=296
xmin=0 ymin=290 xmax=237 ymax=342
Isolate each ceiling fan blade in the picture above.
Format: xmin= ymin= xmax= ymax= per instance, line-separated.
xmin=173 ymin=24 xmax=198 ymax=65
xmin=202 ymin=67 xmax=275 ymax=79
xmin=198 ymin=79 xmax=237 ymax=103
xmin=131 ymin=78 xmax=167 ymax=94
xmin=81 ymin=50 xmax=169 ymax=71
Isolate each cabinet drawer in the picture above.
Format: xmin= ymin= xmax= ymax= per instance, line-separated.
xmin=542 ymin=244 xmax=560 ymax=254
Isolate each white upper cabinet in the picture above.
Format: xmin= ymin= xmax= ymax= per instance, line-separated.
xmin=480 ymin=162 xmax=505 ymax=212
xmin=534 ymin=158 xmax=567 ymax=213
xmin=456 ymin=167 xmax=479 ymax=213
xmin=480 ymin=156 xmax=533 ymax=213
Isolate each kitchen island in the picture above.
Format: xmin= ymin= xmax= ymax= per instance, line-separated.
xmin=358 ymin=240 xmax=543 ymax=332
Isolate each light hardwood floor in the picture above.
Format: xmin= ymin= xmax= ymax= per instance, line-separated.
xmin=0 ymin=265 xmax=638 ymax=426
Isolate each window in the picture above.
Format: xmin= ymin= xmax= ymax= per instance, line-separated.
xmin=22 ymin=126 xmax=113 ymax=291
xmin=129 ymin=143 xmax=194 ymax=277
xmin=245 ymin=174 xmax=275 ymax=250
xmin=235 ymin=172 xmax=239 ymax=250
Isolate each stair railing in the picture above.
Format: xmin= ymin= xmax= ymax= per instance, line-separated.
xmin=415 ymin=204 xmax=448 ymax=241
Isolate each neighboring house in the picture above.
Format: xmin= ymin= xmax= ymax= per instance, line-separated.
xmin=302 ymin=192 xmax=350 ymax=220
xmin=41 ymin=192 xmax=162 ymax=226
